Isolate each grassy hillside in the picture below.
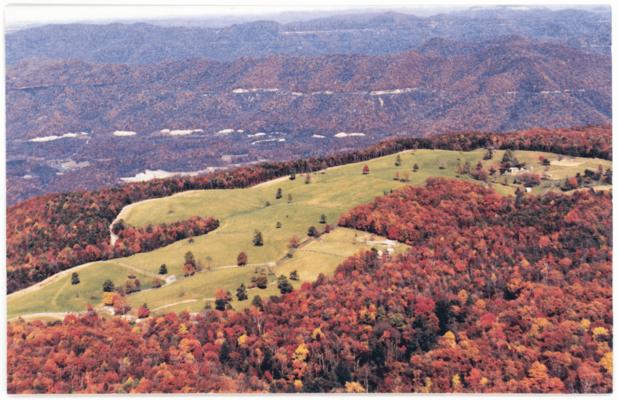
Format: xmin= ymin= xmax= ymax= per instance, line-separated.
xmin=8 ymin=149 xmax=610 ymax=319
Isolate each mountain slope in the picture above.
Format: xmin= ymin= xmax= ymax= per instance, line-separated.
xmin=5 ymin=37 xmax=611 ymax=204
xmin=7 ymin=37 xmax=610 ymax=139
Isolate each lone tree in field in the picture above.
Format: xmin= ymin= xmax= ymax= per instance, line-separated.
xmin=102 ymin=279 xmax=115 ymax=292
xmin=253 ymin=230 xmax=264 ymax=246
xmin=308 ymin=226 xmax=320 ymax=238
xmin=159 ymin=264 xmax=168 ymax=275
xmin=276 ymin=221 xmax=282 ymax=229
xmin=71 ymin=272 xmax=80 ymax=285
xmin=277 ymin=275 xmax=294 ymax=294
xmin=237 ymin=251 xmax=248 ymax=266
xmin=287 ymin=194 xmax=293 ymax=203
xmin=288 ymin=235 xmax=301 ymax=249
xmin=290 ymin=270 xmax=299 ymax=281
xmin=413 ymin=163 xmax=419 ymax=172
xmin=183 ymin=251 xmax=198 ymax=276
xmin=276 ymin=188 xmax=282 ymax=199
xmin=395 ymin=155 xmax=402 ymax=167
xmin=255 ymin=274 xmax=268 ymax=289
xmin=501 ymin=149 xmax=521 ymax=172
xmin=184 ymin=251 xmax=195 ymax=265
xmin=305 ymin=174 xmax=312 ymax=184
xmin=362 ymin=165 xmax=370 ymax=175
xmin=319 ymin=214 xmax=327 ymax=224
xmin=236 ymin=284 xmax=248 ymax=301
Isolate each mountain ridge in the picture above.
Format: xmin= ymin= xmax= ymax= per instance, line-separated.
xmin=6 ymin=8 xmax=610 ymax=65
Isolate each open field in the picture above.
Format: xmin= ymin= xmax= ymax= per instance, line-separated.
xmin=8 ymin=149 xmax=610 ymax=319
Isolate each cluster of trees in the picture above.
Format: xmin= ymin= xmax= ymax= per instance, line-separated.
xmin=8 ymin=178 xmax=611 ymax=393
xmin=430 ymin=126 xmax=611 ymax=160
xmin=7 ymin=216 xmax=218 ymax=293
xmin=7 ymin=126 xmax=611 ymax=294
xmin=562 ymin=167 xmax=612 ymax=191
xmin=514 ymin=173 xmax=542 ymax=187
xmin=113 ymin=217 xmax=219 ymax=254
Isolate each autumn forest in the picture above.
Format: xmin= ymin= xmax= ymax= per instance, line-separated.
xmin=6 ymin=126 xmax=613 ymax=393
xmin=4 ymin=5 xmax=614 ymax=396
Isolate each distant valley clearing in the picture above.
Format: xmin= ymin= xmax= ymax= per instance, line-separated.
xmin=335 ymin=132 xmax=366 ymax=138
xmin=113 ymin=130 xmax=137 ymax=137
xmin=120 ymin=167 xmax=219 ymax=183
xmin=28 ymin=132 xmax=89 ymax=142
xmin=161 ymin=128 xmax=204 ymax=136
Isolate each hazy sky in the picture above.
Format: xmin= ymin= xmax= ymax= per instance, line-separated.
xmin=4 ymin=2 xmax=452 ymax=27
xmin=4 ymin=1 xmax=605 ymax=28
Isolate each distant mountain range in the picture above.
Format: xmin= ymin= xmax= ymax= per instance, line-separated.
xmin=4 ymin=7 xmax=612 ymax=204
xmin=6 ymin=8 xmax=610 ymax=65
xmin=7 ymin=36 xmax=610 ymax=140
xmin=6 ymin=35 xmax=610 ymax=204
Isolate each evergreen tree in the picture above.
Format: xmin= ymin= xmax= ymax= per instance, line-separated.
xmin=277 ymin=275 xmax=294 ymax=294
xmin=308 ymin=226 xmax=319 ymax=237
xmin=71 ymin=272 xmax=80 ymax=285
xmin=159 ymin=264 xmax=168 ymax=275
xmin=102 ymin=279 xmax=115 ymax=292
xmin=253 ymin=230 xmax=264 ymax=246
xmin=289 ymin=270 xmax=299 ymax=281
xmin=236 ymin=284 xmax=248 ymax=301
xmin=319 ymin=214 xmax=327 ymax=224
xmin=395 ymin=155 xmax=402 ymax=166
xmin=275 ymin=188 xmax=282 ymax=199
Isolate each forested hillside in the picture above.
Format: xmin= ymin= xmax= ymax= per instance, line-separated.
xmin=6 ymin=34 xmax=611 ymax=203
xmin=7 ymin=126 xmax=611 ymax=293
xmin=8 ymin=178 xmax=612 ymax=393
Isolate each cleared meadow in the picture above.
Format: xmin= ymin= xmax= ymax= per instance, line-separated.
xmin=8 ymin=149 xmax=609 ymax=319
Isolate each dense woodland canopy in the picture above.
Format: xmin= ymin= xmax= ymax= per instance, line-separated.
xmin=6 ymin=126 xmax=611 ymax=293
xmin=7 ymin=176 xmax=612 ymax=393
xmin=7 ymin=216 xmax=219 ymax=293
